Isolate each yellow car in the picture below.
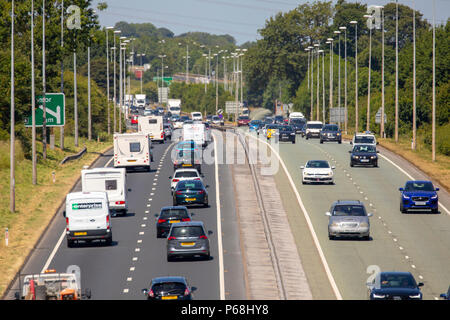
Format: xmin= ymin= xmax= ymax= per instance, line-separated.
xmin=265 ymin=125 xmax=279 ymax=140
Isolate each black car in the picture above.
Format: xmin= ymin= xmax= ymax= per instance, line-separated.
xmin=289 ymin=118 xmax=306 ymax=134
xmin=367 ymin=271 xmax=424 ymax=300
xmin=180 ymin=115 xmax=190 ymax=122
xmin=155 ymin=206 xmax=192 ymax=238
xmin=320 ymin=124 xmax=342 ymax=144
xmin=349 ymin=144 xmax=379 ymax=167
xmin=274 ymin=115 xmax=284 ymax=124
xmin=142 ymin=276 xmax=194 ymax=300
xmin=278 ymin=125 xmax=296 ymax=143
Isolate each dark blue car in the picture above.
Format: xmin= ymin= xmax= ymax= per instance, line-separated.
xmin=367 ymin=271 xmax=424 ymax=300
xmin=249 ymin=120 xmax=263 ymax=134
xmin=399 ymin=180 xmax=439 ymax=213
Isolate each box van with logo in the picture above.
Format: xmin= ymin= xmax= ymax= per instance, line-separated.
xmin=138 ymin=115 xmax=165 ymax=143
xmin=63 ymin=192 xmax=112 ymax=247
xmin=81 ymin=167 xmax=128 ymax=216
xmin=114 ymin=132 xmax=152 ymax=172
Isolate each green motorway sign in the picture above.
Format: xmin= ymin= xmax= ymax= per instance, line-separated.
xmin=25 ymin=93 xmax=65 ymax=127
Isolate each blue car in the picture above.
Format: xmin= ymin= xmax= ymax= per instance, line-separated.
xmin=367 ymin=271 xmax=424 ymax=300
xmin=399 ymin=180 xmax=439 ymax=213
xmin=249 ymin=120 xmax=263 ymax=134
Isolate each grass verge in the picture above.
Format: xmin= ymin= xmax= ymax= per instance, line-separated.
xmin=0 ymin=135 xmax=112 ymax=298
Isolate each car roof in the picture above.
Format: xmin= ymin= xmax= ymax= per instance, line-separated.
xmin=160 ymin=206 xmax=188 ymax=212
xmin=332 ymin=200 xmax=364 ymax=206
xmin=174 ymin=168 xmax=200 ymax=173
xmin=378 ymin=271 xmax=414 ymax=277
xmin=170 ymin=221 xmax=204 ymax=227
xmin=151 ymin=276 xmax=187 ymax=285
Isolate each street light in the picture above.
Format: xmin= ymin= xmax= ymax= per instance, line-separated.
xmin=326 ymin=39 xmax=334 ymax=116
xmin=364 ymin=15 xmax=373 ymax=132
xmin=308 ymin=46 xmax=314 ymax=120
xmin=113 ymin=30 xmax=121 ymax=133
xmin=106 ymin=26 xmax=113 ymax=135
xmin=314 ymin=43 xmax=320 ymax=121
xmin=350 ymin=21 xmax=358 ymax=134
xmin=334 ymin=30 xmax=341 ymax=128
xmin=339 ymin=26 xmax=348 ymax=133
xmin=318 ymin=49 xmax=325 ymax=123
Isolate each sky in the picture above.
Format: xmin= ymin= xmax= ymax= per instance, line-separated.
xmin=93 ymin=0 xmax=450 ymax=45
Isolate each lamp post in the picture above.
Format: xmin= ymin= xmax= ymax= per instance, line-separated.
xmin=432 ymin=0 xmax=436 ymax=161
xmin=339 ymin=26 xmax=347 ymax=133
xmin=308 ymin=46 xmax=314 ymax=120
xmin=106 ymin=26 xmax=113 ymax=135
xmin=119 ymin=36 xmax=126 ymax=133
xmin=334 ymin=30 xmax=341 ymax=127
xmin=381 ymin=7 xmax=385 ymax=139
xmin=314 ymin=43 xmax=320 ymax=121
xmin=364 ymin=14 xmax=373 ymax=132
xmin=42 ymin=0 xmax=47 ymax=158
xmin=326 ymin=39 xmax=333 ymax=119
xmin=319 ymin=49 xmax=325 ymax=123
xmin=10 ymin=0 xmax=15 ymax=212
xmin=350 ymin=21 xmax=358 ymax=134
xmin=113 ymin=30 xmax=121 ymax=133
xmin=412 ymin=0 xmax=416 ymax=150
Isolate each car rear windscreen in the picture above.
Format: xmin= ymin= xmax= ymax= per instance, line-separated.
xmin=152 ymin=282 xmax=186 ymax=294
xmin=160 ymin=209 xmax=189 ymax=219
xmin=175 ymin=171 xmax=199 ymax=178
xmin=148 ymin=119 xmax=158 ymax=124
xmin=170 ymin=226 xmax=205 ymax=237
xmin=355 ymin=136 xmax=374 ymax=143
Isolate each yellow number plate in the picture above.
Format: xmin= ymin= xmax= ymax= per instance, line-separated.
xmin=182 ymin=164 xmax=192 ymax=167
xmin=162 ymin=295 xmax=178 ymax=300
xmin=185 ymin=198 xmax=196 ymax=201
xmin=127 ymin=160 xmax=137 ymax=162
xmin=74 ymin=232 xmax=87 ymax=236
xmin=181 ymin=242 xmax=195 ymax=246
xmin=170 ymin=220 xmax=180 ymax=223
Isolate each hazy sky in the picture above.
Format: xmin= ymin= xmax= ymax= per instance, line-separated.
xmin=93 ymin=0 xmax=450 ymax=45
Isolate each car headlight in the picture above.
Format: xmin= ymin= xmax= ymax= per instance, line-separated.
xmin=431 ymin=194 xmax=438 ymax=199
xmin=330 ymin=222 xmax=340 ymax=227
xmin=371 ymin=156 xmax=377 ymax=159
xmin=402 ymin=194 xmax=410 ymax=199
xmin=353 ymin=155 xmax=359 ymax=159
xmin=337 ymin=133 xmax=341 ymax=136
xmin=359 ymin=222 xmax=369 ymax=228
xmin=409 ymin=294 xmax=421 ymax=299
xmin=372 ymin=293 xmax=386 ymax=299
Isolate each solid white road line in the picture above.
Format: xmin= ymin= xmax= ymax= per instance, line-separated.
xmin=213 ymin=131 xmax=226 ymax=300
xmin=246 ymin=132 xmax=343 ymax=300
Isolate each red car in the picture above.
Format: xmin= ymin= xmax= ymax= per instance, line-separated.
xmin=237 ymin=116 xmax=251 ymax=126
xmin=131 ymin=115 xmax=139 ymax=125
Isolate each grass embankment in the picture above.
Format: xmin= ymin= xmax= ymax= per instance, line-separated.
xmin=343 ymin=133 xmax=450 ymax=192
xmin=0 ymin=134 xmax=112 ymax=298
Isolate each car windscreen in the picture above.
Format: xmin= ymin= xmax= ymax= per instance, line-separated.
xmin=306 ymin=123 xmax=323 ymax=129
xmin=332 ymin=205 xmax=366 ymax=216
xmin=380 ymin=274 xmax=417 ymax=289
xmin=129 ymin=142 xmax=141 ymax=153
xmin=306 ymin=160 xmax=330 ymax=168
xmin=250 ymin=120 xmax=262 ymax=124
xmin=353 ymin=145 xmax=376 ymax=153
xmin=323 ymin=125 xmax=339 ymax=131
xmin=160 ymin=209 xmax=189 ymax=219
xmin=290 ymin=119 xmax=305 ymax=124
xmin=212 ymin=116 xmax=220 ymax=120
xmin=404 ymin=181 xmax=435 ymax=192
xmin=175 ymin=171 xmax=199 ymax=178
xmin=152 ymin=282 xmax=186 ymax=294
xmin=354 ymin=136 xmax=375 ymax=144
xmin=279 ymin=126 xmax=293 ymax=132
xmin=176 ymin=181 xmax=203 ymax=190
xmin=170 ymin=226 xmax=205 ymax=238
xmin=238 ymin=116 xmax=249 ymax=120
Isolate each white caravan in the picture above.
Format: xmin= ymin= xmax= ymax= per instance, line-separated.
xmin=168 ymin=99 xmax=182 ymax=115
xmin=138 ymin=115 xmax=165 ymax=143
xmin=183 ymin=122 xmax=206 ymax=148
xmin=64 ymin=191 xmax=112 ymax=247
xmin=81 ymin=167 xmax=128 ymax=216
xmin=113 ymin=132 xmax=152 ymax=172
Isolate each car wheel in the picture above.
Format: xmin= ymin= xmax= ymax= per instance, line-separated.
xmin=400 ymin=204 xmax=407 ymax=213
xmin=432 ymin=208 xmax=438 ymax=214
xmin=350 ymin=162 xmax=354 ymax=167
xmin=167 ymin=255 xmax=174 ymax=262
xmin=320 ymin=140 xmax=323 ymax=144
xmin=292 ymin=140 xmax=295 ymax=144
xmin=328 ymin=234 xmax=334 ymax=240
xmin=67 ymin=239 xmax=75 ymax=248
xmin=338 ymin=140 xmax=342 ymax=144
xmin=104 ymin=237 xmax=113 ymax=246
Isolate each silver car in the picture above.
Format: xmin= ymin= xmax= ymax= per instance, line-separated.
xmin=167 ymin=221 xmax=211 ymax=261
xmin=326 ymin=200 xmax=372 ymax=240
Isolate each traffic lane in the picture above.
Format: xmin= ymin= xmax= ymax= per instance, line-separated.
xmin=309 ymin=138 xmax=450 ymax=299
xmin=252 ymin=132 xmax=430 ymax=299
xmin=44 ymin=142 xmax=170 ymax=300
xmin=112 ymin=139 xmax=222 ymax=300
xmin=2 ymin=147 xmax=115 ymax=300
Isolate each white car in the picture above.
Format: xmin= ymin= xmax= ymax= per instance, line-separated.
xmin=301 ymin=160 xmax=335 ymax=185
xmin=351 ymin=132 xmax=378 ymax=146
xmin=191 ymin=112 xmax=203 ymax=121
xmin=170 ymin=168 xmax=203 ymax=191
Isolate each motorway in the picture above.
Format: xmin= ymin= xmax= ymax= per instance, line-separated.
xmin=242 ymin=122 xmax=450 ymax=300
xmin=4 ymin=128 xmax=247 ymax=300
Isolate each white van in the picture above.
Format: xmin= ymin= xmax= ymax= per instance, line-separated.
xmin=81 ymin=168 xmax=128 ymax=216
xmin=191 ymin=112 xmax=203 ymax=121
xmin=138 ymin=115 xmax=165 ymax=143
xmin=305 ymin=121 xmax=323 ymax=139
xmin=114 ymin=133 xmax=152 ymax=172
xmin=64 ymin=191 xmax=112 ymax=247
xmin=289 ymin=112 xmax=305 ymax=119
xmin=168 ymin=99 xmax=181 ymax=115
xmin=183 ymin=122 xmax=206 ymax=148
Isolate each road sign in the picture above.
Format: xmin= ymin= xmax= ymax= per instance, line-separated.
xmin=225 ymin=101 xmax=243 ymax=114
xmin=375 ymin=108 xmax=387 ymax=124
xmin=329 ymin=107 xmax=347 ymax=123
xmin=158 ymin=87 xmax=169 ymax=104
xmin=25 ymin=93 xmax=65 ymax=127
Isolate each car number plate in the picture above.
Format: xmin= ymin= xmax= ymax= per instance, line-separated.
xmin=170 ymin=220 xmax=180 ymax=223
xmin=393 ymin=296 xmax=402 ymax=300
xmin=186 ymin=198 xmax=196 ymax=201
xmin=127 ymin=159 xmax=137 ymax=162
xmin=74 ymin=232 xmax=87 ymax=236
xmin=162 ymin=295 xmax=178 ymax=300
xmin=182 ymin=164 xmax=191 ymax=167
xmin=181 ymin=242 xmax=195 ymax=246
xmin=361 ymin=159 xmax=369 ymax=162
xmin=415 ymin=201 xmax=426 ymax=206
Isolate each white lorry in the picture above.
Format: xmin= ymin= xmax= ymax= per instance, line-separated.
xmin=138 ymin=115 xmax=165 ymax=143
xmin=81 ymin=167 xmax=128 ymax=216
xmin=64 ymin=191 xmax=112 ymax=247
xmin=168 ymin=99 xmax=181 ymax=115
xmin=183 ymin=122 xmax=207 ymax=148
xmin=135 ymin=94 xmax=146 ymax=109
xmin=114 ymin=132 xmax=152 ymax=172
